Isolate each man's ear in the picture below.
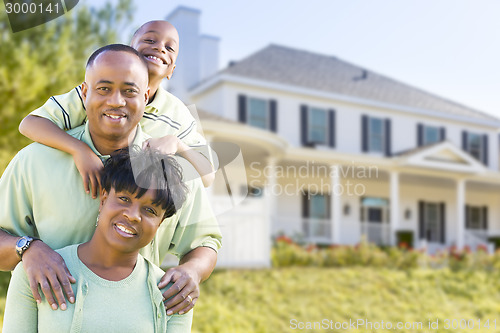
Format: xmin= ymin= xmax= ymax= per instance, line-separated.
xmin=81 ymin=82 xmax=88 ymax=102
xmin=166 ymin=65 xmax=176 ymax=80
xmin=145 ymin=87 xmax=150 ymax=103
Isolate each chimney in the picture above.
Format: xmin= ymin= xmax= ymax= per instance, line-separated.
xmin=164 ymin=7 xmax=219 ymax=102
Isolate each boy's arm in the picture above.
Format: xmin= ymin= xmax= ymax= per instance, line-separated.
xmin=19 ymin=115 xmax=103 ymax=198
xmin=143 ymin=135 xmax=216 ymax=187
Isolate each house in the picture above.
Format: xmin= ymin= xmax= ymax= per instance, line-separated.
xmin=165 ymin=7 xmax=500 ymax=267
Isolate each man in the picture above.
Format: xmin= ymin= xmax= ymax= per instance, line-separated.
xmin=0 ymin=44 xmax=221 ymax=316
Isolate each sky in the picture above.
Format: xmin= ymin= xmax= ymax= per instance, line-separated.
xmin=81 ymin=0 xmax=500 ymax=119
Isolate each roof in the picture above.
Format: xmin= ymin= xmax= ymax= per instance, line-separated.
xmin=219 ymin=44 xmax=499 ymax=123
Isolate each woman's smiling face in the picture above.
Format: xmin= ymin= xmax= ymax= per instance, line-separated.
xmin=98 ymin=187 xmax=166 ymax=253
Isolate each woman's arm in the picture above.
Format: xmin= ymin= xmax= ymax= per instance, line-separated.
xmin=2 ymin=262 xmax=38 ymax=332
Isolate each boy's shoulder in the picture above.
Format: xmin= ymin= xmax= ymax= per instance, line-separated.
xmin=147 ymin=86 xmax=191 ymax=116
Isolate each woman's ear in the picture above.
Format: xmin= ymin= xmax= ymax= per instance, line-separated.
xmin=99 ymin=188 xmax=108 ymax=211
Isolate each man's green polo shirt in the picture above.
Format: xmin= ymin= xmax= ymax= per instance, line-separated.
xmin=0 ymin=123 xmax=221 ymax=265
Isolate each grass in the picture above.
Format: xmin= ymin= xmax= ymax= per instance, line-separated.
xmin=2 ymin=268 xmax=500 ymax=332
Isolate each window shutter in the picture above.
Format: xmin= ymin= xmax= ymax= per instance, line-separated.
xmin=269 ymin=100 xmax=277 ymax=132
xmin=483 ymin=206 xmax=488 ymax=230
xmin=300 ymin=105 xmax=308 ymax=146
xmin=417 ymin=123 xmax=423 ymax=146
xmin=238 ymin=95 xmax=247 ymax=123
xmin=462 ymin=131 xmax=468 ymax=151
xmin=328 ymin=109 xmax=335 ymax=148
xmin=465 ymin=205 xmax=470 ymax=229
xmin=440 ymin=127 xmax=446 ymax=141
xmin=302 ymin=193 xmax=309 ymax=218
xmin=385 ymin=118 xmax=392 ymax=157
xmin=361 ymin=115 xmax=368 ymax=152
xmin=482 ymin=134 xmax=489 ymax=166
xmin=439 ymin=202 xmax=445 ymax=244
xmin=418 ymin=201 xmax=424 ymax=240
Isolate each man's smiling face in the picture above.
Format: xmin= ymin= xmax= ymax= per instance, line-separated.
xmin=82 ymin=50 xmax=149 ymax=143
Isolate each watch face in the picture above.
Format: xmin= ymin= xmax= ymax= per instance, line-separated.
xmin=17 ymin=238 xmax=28 ymax=247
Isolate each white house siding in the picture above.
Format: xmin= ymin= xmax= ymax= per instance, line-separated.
xmin=195 ymin=81 xmax=498 ymax=173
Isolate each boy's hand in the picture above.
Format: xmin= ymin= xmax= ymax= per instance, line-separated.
xmin=22 ymin=240 xmax=76 ymax=310
xmin=72 ymin=145 xmax=103 ymax=199
xmin=142 ymin=135 xmax=189 ymax=155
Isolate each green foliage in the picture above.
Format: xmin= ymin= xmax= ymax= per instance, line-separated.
xmin=0 ymin=0 xmax=134 ymax=173
xmin=272 ymin=237 xmax=500 ymax=271
xmin=190 ymin=267 xmax=500 ymax=333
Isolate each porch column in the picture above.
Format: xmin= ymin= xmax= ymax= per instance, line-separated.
xmin=330 ymin=165 xmax=341 ymax=244
xmin=390 ymin=171 xmax=399 ymax=246
xmin=205 ymin=135 xmax=215 ymax=199
xmin=456 ymin=178 xmax=465 ymax=249
xmin=264 ymin=158 xmax=277 ymax=263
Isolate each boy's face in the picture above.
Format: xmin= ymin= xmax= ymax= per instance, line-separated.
xmin=130 ymin=21 xmax=179 ymax=81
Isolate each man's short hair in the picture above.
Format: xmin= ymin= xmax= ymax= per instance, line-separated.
xmin=101 ymin=147 xmax=188 ymax=219
xmin=86 ymin=44 xmax=149 ymax=73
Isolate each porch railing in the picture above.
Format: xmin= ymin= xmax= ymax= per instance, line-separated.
xmin=360 ymin=222 xmax=390 ymax=246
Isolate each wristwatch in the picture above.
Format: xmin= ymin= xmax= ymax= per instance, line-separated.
xmin=15 ymin=236 xmax=38 ymax=258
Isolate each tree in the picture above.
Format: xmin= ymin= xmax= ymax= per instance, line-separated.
xmin=0 ymin=0 xmax=134 ymax=172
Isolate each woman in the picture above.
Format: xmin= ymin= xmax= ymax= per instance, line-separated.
xmin=2 ymin=147 xmax=191 ymax=332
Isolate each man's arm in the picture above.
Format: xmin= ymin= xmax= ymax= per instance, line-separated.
xmin=158 ymin=246 xmax=217 ymax=315
xmin=19 ymin=115 xmax=103 ymax=198
xmin=0 ymin=229 xmax=22 ymax=271
xmin=0 ymin=229 xmax=76 ymax=310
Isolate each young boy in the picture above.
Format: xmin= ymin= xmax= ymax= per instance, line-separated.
xmin=19 ymin=20 xmax=215 ymax=198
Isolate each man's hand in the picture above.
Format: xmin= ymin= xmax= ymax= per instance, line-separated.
xmin=142 ymin=135 xmax=189 ymax=155
xmin=21 ymin=240 xmax=76 ymax=310
xmin=158 ymin=265 xmax=200 ymax=315
xmin=72 ymin=145 xmax=103 ymax=199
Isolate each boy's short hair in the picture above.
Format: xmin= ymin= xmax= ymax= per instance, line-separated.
xmin=86 ymin=44 xmax=149 ymax=72
xmin=102 ymin=147 xmax=188 ymax=219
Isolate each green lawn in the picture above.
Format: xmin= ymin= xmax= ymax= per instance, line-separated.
xmin=2 ymin=268 xmax=500 ymax=332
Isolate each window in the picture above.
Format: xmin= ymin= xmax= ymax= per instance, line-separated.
xmin=362 ymin=115 xmax=391 ymax=155
xmin=247 ymin=97 xmax=268 ymax=129
xmin=302 ymin=193 xmax=330 ymax=239
xmin=417 ymin=124 xmax=445 ymax=146
xmin=300 ymin=105 xmax=335 ymax=147
xmin=467 ymin=133 xmax=482 ymax=161
xmin=423 ymin=126 xmax=440 ymax=145
xmin=368 ymin=117 xmax=385 ymax=153
xmin=308 ymin=107 xmax=328 ymax=144
xmin=423 ymin=203 xmax=440 ymax=242
xmin=418 ymin=201 xmax=444 ymax=243
xmin=360 ymin=197 xmax=389 ymax=223
xmin=238 ymin=95 xmax=277 ymax=132
xmin=462 ymin=131 xmax=488 ymax=164
xmin=466 ymin=206 xmax=487 ymax=230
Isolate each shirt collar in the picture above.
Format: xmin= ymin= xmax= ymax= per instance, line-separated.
xmin=81 ymin=122 xmax=146 ymax=160
xmin=146 ymin=85 xmax=169 ymax=114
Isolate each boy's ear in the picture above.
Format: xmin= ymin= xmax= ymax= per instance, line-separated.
xmin=166 ymin=65 xmax=176 ymax=80
xmin=81 ymin=82 xmax=88 ymax=102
